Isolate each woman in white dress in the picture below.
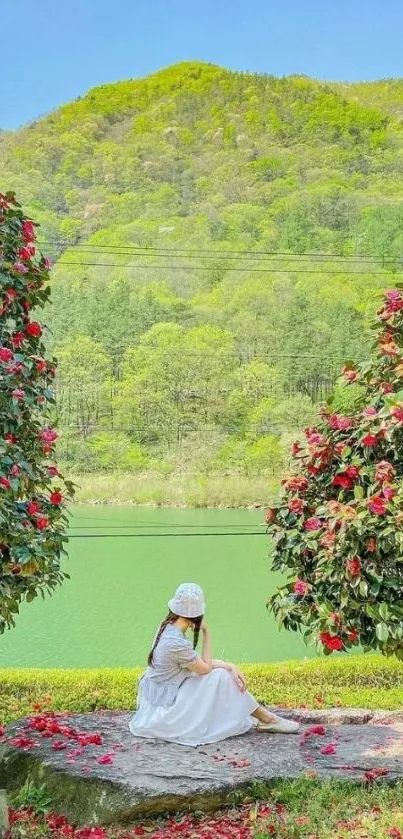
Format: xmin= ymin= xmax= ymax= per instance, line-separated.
xmin=129 ymin=583 xmax=299 ymax=746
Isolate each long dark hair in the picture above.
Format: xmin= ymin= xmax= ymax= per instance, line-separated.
xmin=148 ymin=611 xmax=203 ymax=666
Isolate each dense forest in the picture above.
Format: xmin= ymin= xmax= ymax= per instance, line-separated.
xmin=1 ymin=62 xmax=403 ymax=499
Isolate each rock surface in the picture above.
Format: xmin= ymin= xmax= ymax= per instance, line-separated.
xmin=1 ymin=709 xmax=403 ymax=825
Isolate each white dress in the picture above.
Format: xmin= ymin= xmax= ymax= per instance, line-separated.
xmin=129 ymin=625 xmax=258 ymax=747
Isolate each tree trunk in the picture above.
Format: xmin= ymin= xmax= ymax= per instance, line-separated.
xmin=0 ymin=790 xmax=9 ymax=837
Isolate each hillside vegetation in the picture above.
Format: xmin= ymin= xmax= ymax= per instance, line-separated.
xmin=1 ymin=62 xmax=403 ymax=497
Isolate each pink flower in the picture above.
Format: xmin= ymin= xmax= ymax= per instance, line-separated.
xmin=10 ymin=465 xmax=21 ymax=476
xmin=293 ymin=580 xmax=309 ymax=596
xmin=342 ymin=366 xmax=358 ymax=382
xmin=11 ymin=388 xmax=25 ymax=400
xmin=96 ymin=754 xmax=114 ymax=765
xmin=288 ymin=498 xmax=305 ymax=515
xmin=375 ymin=460 xmax=395 ymax=483
xmin=382 ymin=382 xmax=393 ymax=394
xmin=320 ymin=743 xmax=337 ymax=755
xmin=306 ymin=431 xmax=325 ymax=446
xmin=391 ymin=405 xmax=403 ymax=423
xmin=368 ymin=495 xmax=387 ymax=515
xmin=385 ymin=290 xmax=402 ymax=302
xmin=383 ymin=485 xmax=396 ymax=501
xmin=0 ymin=347 xmax=13 ymax=363
xmin=40 ymin=427 xmax=58 ymax=443
xmin=12 ymin=261 xmax=29 ymax=274
xmin=304 ymin=517 xmax=323 ymax=531
xmin=47 ymin=466 xmax=60 ymax=478
xmin=363 ymin=406 xmax=377 ymax=417
xmin=43 ymin=257 xmax=52 ymax=270
xmin=328 ymin=414 xmax=353 ymax=431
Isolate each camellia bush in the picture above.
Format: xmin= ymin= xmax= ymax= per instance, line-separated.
xmin=0 ymin=191 xmax=74 ymax=633
xmin=267 ymin=287 xmax=403 ymax=659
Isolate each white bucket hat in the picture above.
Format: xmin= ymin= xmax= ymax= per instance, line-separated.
xmin=168 ymin=583 xmax=206 ymax=618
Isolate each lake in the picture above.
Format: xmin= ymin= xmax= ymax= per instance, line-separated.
xmin=0 ymin=506 xmax=315 ymax=668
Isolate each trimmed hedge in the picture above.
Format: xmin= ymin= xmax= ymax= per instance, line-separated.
xmin=0 ymin=656 xmax=402 ymax=724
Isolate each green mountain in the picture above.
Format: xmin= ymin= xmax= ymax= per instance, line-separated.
xmin=1 ymin=62 xmax=402 ymax=492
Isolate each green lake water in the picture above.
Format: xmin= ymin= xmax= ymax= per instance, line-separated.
xmin=0 ymin=506 xmax=316 ymax=668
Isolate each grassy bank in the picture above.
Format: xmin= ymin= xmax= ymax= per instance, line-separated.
xmin=66 ymin=471 xmax=279 ymax=507
xmin=1 ymin=656 xmax=402 ymax=724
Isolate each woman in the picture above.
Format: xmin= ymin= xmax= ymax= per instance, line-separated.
xmin=129 ymin=583 xmax=299 ymax=746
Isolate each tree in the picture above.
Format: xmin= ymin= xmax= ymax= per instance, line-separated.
xmin=267 ymin=287 xmax=403 ymax=659
xmin=0 ymin=192 xmax=74 ymax=633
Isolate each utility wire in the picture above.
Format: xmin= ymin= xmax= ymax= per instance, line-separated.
xmin=50 ymin=260 xmax=402 ymax=276
xmin=68 ymin=530 xmax=266 ymax=538
xmin=38 ymin=241 xmax=403 ymax=263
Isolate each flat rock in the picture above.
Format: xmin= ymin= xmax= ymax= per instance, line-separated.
xmin=1 ymin=709 xmax=403 ymax=825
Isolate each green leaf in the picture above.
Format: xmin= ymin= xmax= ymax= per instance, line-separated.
xmin=375 ymin=623 xmax=390 ymax=642
xmin=379 ymin=603 xmax=390 ymax=621
xmin=354 ymin=485 xmax=364 ymax=500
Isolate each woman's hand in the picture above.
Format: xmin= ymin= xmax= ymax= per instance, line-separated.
xmin=229 ymin=664 xmax=247 ymax=693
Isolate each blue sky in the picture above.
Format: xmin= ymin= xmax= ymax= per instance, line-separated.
xmin=2 ymin=0 xmax=402 ymax=129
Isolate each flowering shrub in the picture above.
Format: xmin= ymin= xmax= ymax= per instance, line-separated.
xmin=267 ymin=287 xmax=403 ymax=658
xmin=0 ymin=192 xmax=74 ymax=633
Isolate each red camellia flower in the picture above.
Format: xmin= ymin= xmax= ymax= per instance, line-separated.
xmin=21 ymin=220 xmax=36 ymax=242
xmin=291 ymin=441 xmax=302 ymax=456
xmin=346 ymin=556 xmax=361 ymax=576
xmin=18 ymin=245 xmax=35 ymax=261
xmin=50 ymin=491 xmax=63 ymax=505
xmin=328 ymin=413 xmax=353 ymax=431
xmin=25 ymin=321 xmax=42 ymax=338
xmin=4 ymin=433 xmax=17 ymax=445
xmin=293 ymin=579 xmax=309 ymax=596
xmin=368 ymin=495 xmax=388 ymax=515
xmin=332 ymin=474 xmax=353 ymax=489
xmin=348 ymin=629 xmax=359 ymax=642
xmin=319 ymin=632 xmax=344 ymax=651
xmin=288 ymin=497 xmax=305 ymax=515
xmin=361 ymin=434 xmax=378 ymax=447
xmin=11 ymin=331 xmax=25 ymax=348
xmin=0 ymin=347 xmax=13 ymax=363
xmin=35 ymin=516 xmax=50 ymax=530
xmin=0 ymin=476 xmax=11 ymax=490
xmin=304 ymin=517 xmax=323 ymax=531
xmin=35 ymin=358 xmax=47 ymax=373
xmin=27 ymin=501 xmax=40 ymax=515
xmin=345 ymin=465 xmax=360 ymax=479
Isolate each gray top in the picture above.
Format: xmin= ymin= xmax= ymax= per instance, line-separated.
xmin=139 ymin=624 xmax=197 ymax=707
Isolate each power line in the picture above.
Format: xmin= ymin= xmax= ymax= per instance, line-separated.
xmin=38 ymin=241 xmax=403 ymax=263
xmin=68 ymin=530 xmax=266 ymax=538
xmin=51 ymin=259 xmax=401 ymax=275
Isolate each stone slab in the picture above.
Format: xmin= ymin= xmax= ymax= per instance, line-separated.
xmin=1 ymin=709 xmax=402 ymax=825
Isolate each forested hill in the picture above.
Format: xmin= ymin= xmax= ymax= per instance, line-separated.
xmin=1 ymin=61 xmax=403 ymax=487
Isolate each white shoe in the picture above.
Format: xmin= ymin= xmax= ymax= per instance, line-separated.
xmin=256 ymin=717 xmax=300 ymax=734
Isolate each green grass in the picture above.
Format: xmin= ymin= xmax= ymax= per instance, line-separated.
xmin=67 ymin=471 xmax=278 ymax=507
xmin=253 ymin=778 xmax=403 ymax=838
xmin=1 ymin=655 xmax=402 ymax=725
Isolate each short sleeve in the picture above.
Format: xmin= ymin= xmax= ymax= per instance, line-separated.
xmin=170 ymin=636 xmax=197 ymax=669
